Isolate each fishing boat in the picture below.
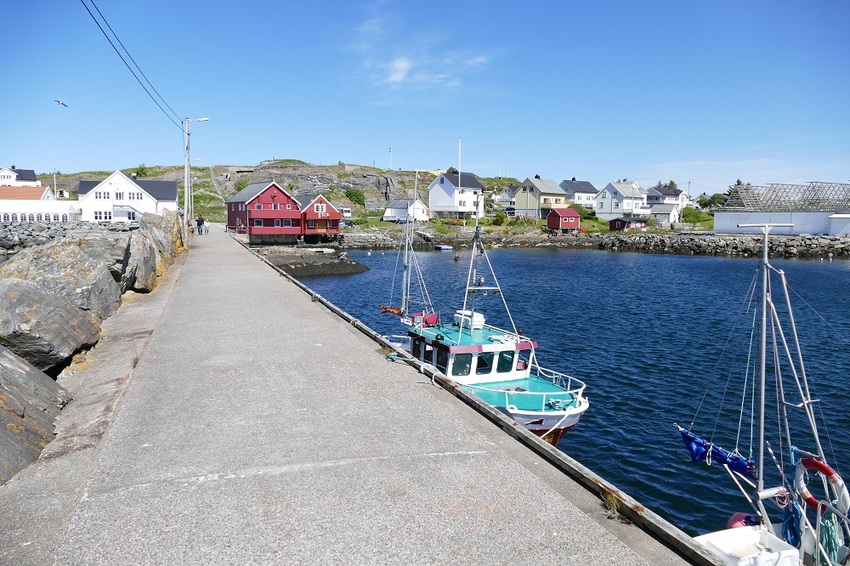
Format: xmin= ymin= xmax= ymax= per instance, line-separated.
xmin=381 ymin=199 xmax=589 ymax=446
xmin=676 ymin=224 xmax=850 ymax=565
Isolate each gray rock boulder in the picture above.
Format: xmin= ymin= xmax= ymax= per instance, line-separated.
xmin=0 ymin=238 xmax=121 ymax=321
xmin=125 ymin=230 xmax=158 ymax=292
xmin=0 ymin=345 xmax=71 ymax=485
xmin=0 ymin=278 xmax=100 ymax=372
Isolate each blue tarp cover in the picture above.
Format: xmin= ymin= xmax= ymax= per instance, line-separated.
xmin=679 ymin=427 xmax=755 ymax=479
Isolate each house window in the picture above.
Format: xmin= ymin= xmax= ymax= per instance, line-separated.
xmin=272 ymin=202 xmax=280 ymax=210
xmin=274 ymin=219 xmax=281 ymax=227
xmin=115 ymin=192 xmax=124 ymax=200
xmin=314 ymin=203 xmax=326 ymax=214
xmin=543 ymin=198 xmax=550 ymax=204
xmin=283 ymin=219 xmax=292 ymax=227
xmin=292 ymin=219 xmax=300 ymax=227
xmin=53 ymin=214 xmax=60 ymax=222
xmin=614 ymin=202 xmax=619 ymax=209
xmin=128 ymin=212 xmax=136 ymax=221
xmin=253 ymin=219 xmax=263 ymax=227
xmin=2 ymin=213 xmax=7 ymax=222
xmin=286 ymin=204 xmax=291 ymax=210
xmin=308 ymin=219 xmax=316 ymax=228
xmin=62 ymin=214 xmax=68 ymax=222
xmin=36 ymin=214 xmax=43 ymax=221
xmin=11 ymin=214 xmax=17 ymax=222
xmin=255 ymin=203 xmax=262 ymax=210
xmin=28 ymin=214 xmax=35 ymax=221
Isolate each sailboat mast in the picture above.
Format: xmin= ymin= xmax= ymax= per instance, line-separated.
xmin=757 ymin=227 xmax=769 ymax=496
xmin=739 ymin=223 xmax=793 ymax=527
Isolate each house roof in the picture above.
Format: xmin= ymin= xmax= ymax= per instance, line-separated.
xmin=606 ymin=181 xmax=644 ymax=198
xmin=386 ymin=198 xmax=423 ymax=208
xmin=548 ymin=207 xmax=580 ymax=217
xmin=294 ymin=193 xmax=340 ymax=212
xmin=444 ymin=172 xmax=485 ymax=190
xmin=225 ymin=181 xmax=277 ymax=204
xmin=0 ymin=186 xmax=50 ymax=200
xmin=524 ymin=177 xmax=566 ymax=195
xmin=560 ymin=179 xmax=598 ymax=194
xmin=78 ymin=176 xmax=178 ymax=201
xmin=654 ymin=186 xmax=684 ymax=197
xmin=2 ymin=168 xmax=38 ymax=182
xmin=650 ymin=203 xmax=678 ymax=213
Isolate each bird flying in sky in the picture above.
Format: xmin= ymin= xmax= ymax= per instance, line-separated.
xmin=54 ymin=99 xmax=68 ymax=107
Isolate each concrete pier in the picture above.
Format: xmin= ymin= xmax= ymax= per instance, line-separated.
xmin=0 ymin=225 xmax=712 ymax=565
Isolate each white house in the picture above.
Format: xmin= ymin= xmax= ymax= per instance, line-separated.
xmin=0 ymin=166 xmax=41 ymax=187
xmin=427 ymin=172 xmax=485 ymax=219
xmin=595 ymin=181 xmax=650 ymax=221
xmin=77 ymin=171 xmax=179 ymax=223
xmin=649 ymin=203 xmax=680 ymax=226
xmin=382 ymin=198 xmax=429 ymax=222
xmin=493 ymin=185 xmax=518 ymax=209
xmin=560 ymin=178 xmax=598 ymax=210
xmin=0 ymin=185 xmax=79 ymax=223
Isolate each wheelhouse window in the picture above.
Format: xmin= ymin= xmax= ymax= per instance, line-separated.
xmin=476 ymin=352 xmax=494 ymax=375
xmin=452 ymin=353 xmax=472 ymax=377
xmin=497 ymin=351 xmax=515 ymax=373
xmin=436 ymin=350 xmax=448 ymax=373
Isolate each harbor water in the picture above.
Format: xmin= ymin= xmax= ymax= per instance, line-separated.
xmin=303 ymin=246 xmax=850 ymax=536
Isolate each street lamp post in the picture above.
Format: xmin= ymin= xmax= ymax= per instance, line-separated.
xmin=183 ymin=117 xmax=209 ymax=234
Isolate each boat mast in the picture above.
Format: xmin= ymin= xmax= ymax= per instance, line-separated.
xmin=739 ymin=223 xmax=792 ymax=528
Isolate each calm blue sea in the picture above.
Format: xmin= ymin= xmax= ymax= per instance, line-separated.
xmin=303 ymin=247 xmax=850 ymax=536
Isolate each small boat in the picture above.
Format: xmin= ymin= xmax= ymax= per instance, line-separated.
xmin=676 ymin=223 xmax=850 ymax=565
xmin=433 ymin=244 xmax=453 ymax=251
xmin=381 ymin=200 xmax=589 ymax=445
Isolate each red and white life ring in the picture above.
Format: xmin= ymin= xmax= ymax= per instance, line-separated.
xmin=795 ymin=457 xmax=850 ymax=515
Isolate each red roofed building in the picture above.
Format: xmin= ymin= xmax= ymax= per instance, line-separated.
xmin=546 ymin=207 xmax=581 ymax=233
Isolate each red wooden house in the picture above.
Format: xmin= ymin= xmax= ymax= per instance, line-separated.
xmin=294 ymin=194 xmax=342 ymax=243
xmin=225 ymin=181 xmax=302 ymax=244
xmin=546 ymin=207 xmax=581 ymax=233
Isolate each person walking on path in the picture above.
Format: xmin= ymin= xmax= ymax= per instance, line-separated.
xmin=196 ymin=214 xmax=205 ymax=235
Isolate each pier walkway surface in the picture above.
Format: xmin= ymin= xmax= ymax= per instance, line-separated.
xmin=0 ymin=225 xmax=697 ymax=565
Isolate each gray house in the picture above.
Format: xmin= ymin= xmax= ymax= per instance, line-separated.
xmin=560 ymin=178 xmax=598 ymax=210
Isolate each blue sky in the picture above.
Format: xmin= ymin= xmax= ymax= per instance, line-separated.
xmin=3 ymin=1 xmax=848 ymax=196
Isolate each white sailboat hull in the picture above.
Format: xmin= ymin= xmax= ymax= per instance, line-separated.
xmin=695 ymin=526 xmax=798 ymax=566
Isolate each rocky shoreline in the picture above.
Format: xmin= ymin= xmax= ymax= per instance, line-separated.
xmin=341 ymin=230 xmax=850 ymax=259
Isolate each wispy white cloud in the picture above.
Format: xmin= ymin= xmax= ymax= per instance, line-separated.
xmin=386 ymin=57 xmax=412 ymax=84
xmin=344 ymin=6 xmax=497 ymax=104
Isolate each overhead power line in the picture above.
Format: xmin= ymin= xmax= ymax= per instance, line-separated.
xmin=79 ymin=0 xmax=183 ymax=131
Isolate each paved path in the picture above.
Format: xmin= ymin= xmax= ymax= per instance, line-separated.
xmin=0 ymin=225 xmax=694 ymax=565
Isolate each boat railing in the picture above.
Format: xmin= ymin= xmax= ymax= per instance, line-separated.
xmin=809 ymin=499 xmax=850 ymax=565
xmin=529 ymin=362 xmax=587 ymax=396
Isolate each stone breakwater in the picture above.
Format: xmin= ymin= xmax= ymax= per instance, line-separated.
xmin=586 ymin=233 xmax=850 ymax=258
xmin=0 ymin=212 xmax=184 ymax=484
xmin=341 ymin=229 xmax=850 ymax=259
